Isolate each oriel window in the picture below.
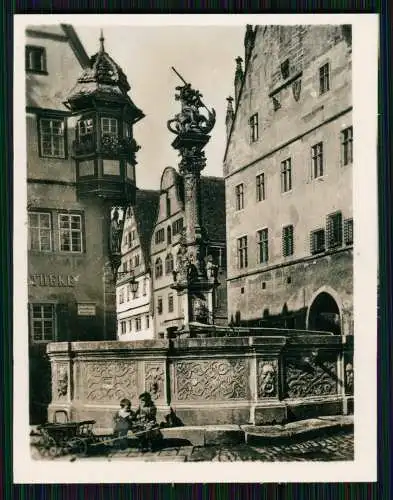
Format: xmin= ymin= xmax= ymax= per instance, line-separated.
xmin=31 ymin=304 xmax=55 ymax=342
xmin=28 ymin=212 xmax=52 ymax=252
xmin=235 ymin=183 xmax=244 ymax=210
xmin=341 ymin=127 xmax=353 ymax=166
xmin=59 ymin=213 xmax=83 ymax=253
xmin=237 ymin=236 xmax=248 ymax=269
xmin=249 ymin=113 xmax=259 ymax=142
xmin=39 ymin=118 xmax=65 ymax=158
xmin=257 ymin=228 xmax=269 ymax=263
xmin=319 ymin=63 xmax=330 ymax=95
xmin=282 ymin=225 xmax=294 ymax=257
xmin=281 ymin=158 xmax=292 ymax=193
xmin=77 ymin=118 xmax=94 ymax=140
xmin=101 ymin=117 xmax=118 ymax=137
xmin=311 ymin=142 xmax=324 ymax=178
xmin=256 ymin=173 xmax=265 ymax=202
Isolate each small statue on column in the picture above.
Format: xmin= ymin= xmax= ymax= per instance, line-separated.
xmin=110 ymin=207 xmax=123 ymax=254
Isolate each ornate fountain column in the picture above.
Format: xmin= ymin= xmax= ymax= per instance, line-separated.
xmin=167 ymin=73 xmax=219 ymax=332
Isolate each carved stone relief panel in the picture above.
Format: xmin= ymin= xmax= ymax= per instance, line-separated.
xmin=52 ymin=362 xmax=68 ymax=401
xmin=344 ymin=360 xmax=354 ymax=395
xmin=79 ymin=361 xmax=138 ymax=403
xmin=284 ymin=357 xmax=337 ymax=399
xmin=145 ymin=362 xmax=165 ymax=401
xmin=174 ymin=359 xmax=248 ymax=401
xmin=257 ymin=359 xmax=278 ymax=399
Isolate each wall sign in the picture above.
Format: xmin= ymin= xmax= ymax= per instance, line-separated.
xmin=77 ymin=303 xmax=96 ymax=316
xmin=29 ymin=274 xmax=78 ymax=287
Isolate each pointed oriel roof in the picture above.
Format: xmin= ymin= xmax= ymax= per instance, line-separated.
xmin=64 ymin=30 xmax=144 ymax=122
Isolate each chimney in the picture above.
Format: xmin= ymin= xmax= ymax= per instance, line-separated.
xmin=234 ymin=57 xmax=243 ymax=105
xmin=225 ymin=96 xmax=234 ymax=138
xmin=244 ymin=25 xmax=255 ymax=64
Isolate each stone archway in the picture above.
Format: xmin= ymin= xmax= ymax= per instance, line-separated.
xmin=307 ymin=291 xmax=342 ymax=335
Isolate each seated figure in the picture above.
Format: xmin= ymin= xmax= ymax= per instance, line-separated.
xmin=132 ymin=392 xmax=162 ymax=452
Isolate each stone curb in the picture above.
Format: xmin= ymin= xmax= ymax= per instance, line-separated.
xmin=30 ymin=415 xmax=354 ymax=447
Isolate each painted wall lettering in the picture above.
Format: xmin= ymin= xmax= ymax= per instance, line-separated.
xmin=29 ymin=274 xmax=79 ymax=287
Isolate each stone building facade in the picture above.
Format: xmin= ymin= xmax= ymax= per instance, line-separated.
xmin=151 ymin=167 xmax=227 ymax=338
xmin=224 ymin=25 xmax=353 ymax=335
xmin=26 ymin=25 xmax=143 ymax=422
xmin=116 ymin=190 xmax=159 ymax=341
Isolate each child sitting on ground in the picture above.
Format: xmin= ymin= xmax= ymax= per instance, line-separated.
xmin=113 ymin=398 xmax=134 ymax=449
xmin=133 ymin=392 xmax=162 ymax=452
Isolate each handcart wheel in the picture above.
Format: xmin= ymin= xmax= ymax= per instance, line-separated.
xmin=37 ymin=436 xmax=57 ymax=458
xmin=68 ymin=437 xmax=88 ymax=457
xmin=48 ymin=444 xmax=60 ymax=458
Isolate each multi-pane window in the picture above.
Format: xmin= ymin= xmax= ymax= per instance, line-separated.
xmin=282 ymin=225 xmax=294 ymax=257
xmin=256 ymin=173 xmax=266 ymax=202
xmin=120 ymin=321 xmax=126 ymax=335
xmin=155 ymin=228 xmax=165 ymax=244
xmin=101 ymin=117 xmax=118 ymax=137
xmin=172 ymin=218 xmax=184 ymax=235
xmin=135 ymin=316 xmax=142 ymax=331
xmin=257 ymin=228 xmax=269 ymax=264
xmin=39 ymin=118 xmax=65 ymax=158
xmin=25 ymin=46 xmax=46 ymax=73
xmin=157 ymin=297 xmax=163 ymax=315
xmin=168 ymin=294 xmax=174 ymax=313
xmin=235 ymin=183 xmax=244 ymax=210
xmin=59 ymin=214 xmax=83 ymax=252
xmin=341 ymin=127 xmax=353 ymax=165
xmin=310 ymin=228 xmax=325 ymax=254
xmin=237 ymin=236 xmax=248 ymax=269
xmin=326 ymin=211 xmax=343 ymax=248
xmin=319 ymin=63 xmax=330 ymax=95
xmin=77 ymin=118 xmax=94 ymax=139
xmin=311 ymin=142 xmax=324 ymax=178
xmin=28 ymin=212 xmax=52 ymax=252
xmin=281 ymin=158 xmax=292 ymax=192
xmin=344 ymin=218 xmax=353 ymax=245
xmin=31 ymin=304 xmax=55 ymax=342
xmin=165 ymin=253 xmax=174 ymax=274
xmin=134 ymin=254 xmax=140 ymax=267
xmin=249 ymin=113 xmax=259 ymax=142
xmin=155 ymin=258 xmax=163 ymax=279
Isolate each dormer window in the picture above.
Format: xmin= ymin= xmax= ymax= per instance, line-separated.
xmin=101 ymin=117 xmax=118 ymax=138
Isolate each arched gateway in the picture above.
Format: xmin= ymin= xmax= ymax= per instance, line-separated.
xmin=307 ymin=291 xmax=342 ymax=335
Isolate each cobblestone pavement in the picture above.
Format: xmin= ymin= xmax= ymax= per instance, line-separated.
xmin=31 ymin=430 xmax=353 ymax=462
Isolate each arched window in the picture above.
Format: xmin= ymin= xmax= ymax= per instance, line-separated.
xmin=155 ymin=257 xmax=163 ymax=279
xmin=165 ymin=253 xmax=174 ymax=275
xmin=167 ymin=225 xmax=172 ymax=245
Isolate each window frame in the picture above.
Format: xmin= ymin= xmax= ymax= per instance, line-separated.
xmin=101 ymin=116 xmax=118 ymax=138
xmin=311 ymin=142 xmax=324 ymax=179
xmin=168 ymin=293 xmax=174 ymax=313
xmin=30 ymin=303 xmax=56 ymax=343
xmin=326 ymin=211 xmax=343 ymax=249
xmin=157 ymin=297 xmax=163 ymax=315
xmin=256 ymin=173 xmax=266 ymax=202
xmin=165 ymin=253 xmax=174 ymax=275
xmin=257 ymin=228 xmax=269 ymax=264
xmin=25 ymin=45 xmax=47 ymax=74
xmin=28 ymin=210 xmax=53 ymax=252
xmin=58 ymin=211 xmax=84 ymax=253
xmin=249 ymin=113 xmax=259 ymax=143
xmin=38 ymin=116 xmax=67 ymax=159
xmin=155 ymin=228 xmax=165 ymax=245
xmin=155 ymin=257 xmax=163 ymax=279
xmin=237 ymin=235 xmax=248 ymax=269
xmin=344 ymin=218 xmax=353 ymax=246
xmin=341 ymin=126 xmax=353 ymax=166
xmin=235 ymin=183 xmax=245 ymax=211
xmin=280 ymin=158 xmax=292 ymax=193
xmin=282 ymin=224 xmax=294 ymax=257
xmin=310 ymin=228 xmax=326 ymax=254
xmin=135 ymin=316 xmax=142 ymax=332
xmin=319 ymin=62 xmax=330 ymax=95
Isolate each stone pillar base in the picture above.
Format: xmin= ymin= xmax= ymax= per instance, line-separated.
xmin=253 ymin=403 xmax=287 ymax=425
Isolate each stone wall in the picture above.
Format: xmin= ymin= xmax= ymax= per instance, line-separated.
xmin=47 ymin=334 xmax=353 ymax=428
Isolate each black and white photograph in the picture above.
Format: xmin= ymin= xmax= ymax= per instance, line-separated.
xmin=13 ymin=14 xmax=378 ymax=483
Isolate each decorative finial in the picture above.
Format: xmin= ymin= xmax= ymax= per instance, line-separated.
xmin=99 ymin=29 xmax=105 ymax=52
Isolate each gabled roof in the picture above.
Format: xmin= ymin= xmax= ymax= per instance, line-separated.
xmin=133 ymin=189 xmax=160 ymax=267
xmin=223 ymin=25 xmax=260 ymax=164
